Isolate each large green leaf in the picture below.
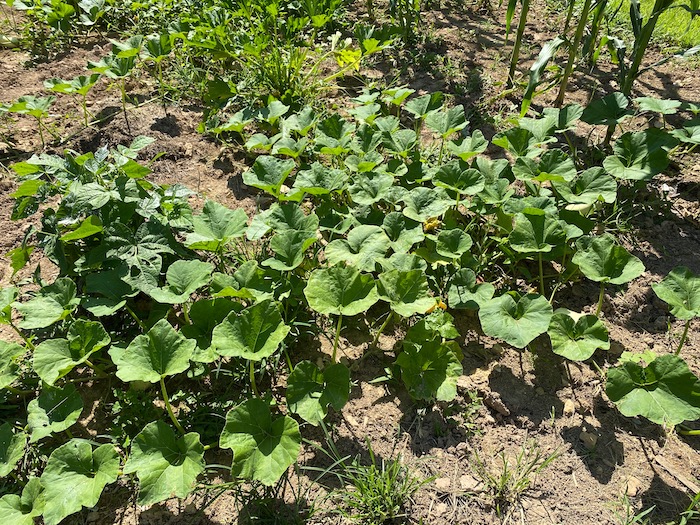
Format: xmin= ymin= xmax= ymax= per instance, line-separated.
xmin=572 ymin=234 xmax=645 ymax=284
xmin=396 ymin=339 xmax=463 ymax=401
xmin=181 ymin=298 xmax=241 ymax=363
xmin=436 ymin=228 xmax=473 ymax=259
xmin=0 ymin=287 xmax=17 ymax=324
xmin=324 ymin=225 xmax=391 ymax=272
xmin=27 ymin=383 xmax=83 ymax=442
xmin=291 ymin=162 xmax=348 ymax=196
xmin=434 ymin=161 xmax=485 ymax=196
xmin=305 ymin=266 xmax=379 ymax=316
xmin=212 ymin=300 xmax=290 ymax=361
xmin=286 ymin=361 xmax=350 ymax=425
xmin=124 ymin=421 xmax=205 ymax=506
xmin=14 ymin=278 xmax=79 ymax=330
xmin=40 ymin=440 xmax=119 ymax=525
xmin=479 ymin=293 xmax=553 ymax=348
xmin=33 ymin=320 xmax=110 ymax=385
xmin=0 ymin=422 xmax=26 ymax=478
xmin=425 ymin=105 xmax=467 ymax=138
xmin=242 ymin=156 xmax=296 ymax=197
xmin=402 ymin=187 xmax=453 ymax=222
xmin=581 ymin=92 xmax=632 ymax=126
xmin=509 ymin=208 xmax=567 ymax=254
xmin=348 ymin=171 xmax=394 ymax=205
xmin=552 ymin=167 xmax=617 ymax=206
xmin=0 ymin=477 xmax=44 ymax=525
xmin=447 ymin=268 xmax=495 ymax=310
xmin=377 ymin=269 xmax=435 ymax=317
xmin=513 ymin=150 xmax=577 ymax=183
xmin=492 ymin=127 xmax=542 ymax=158
xmin=0 ymin=341 xmax=24 ymax=390
xmin=548 ymin=310 xmax=609 ymax=361
xmin=185 ymin=200 xmax=248 ymax=251
xmin=651 ymin=267 xmax=700 ymax=320
xmin=446 ymin=131 xmax=488 ymax=161
xmin=83 ymin=268 xmax=136 ymax=316
xmin=220 ymin=398 xmax=301 ymax=486
xmin=109 ymin=319 xmax=196 ymax=383
xmin=606 ymin=354 xmax=700 ymax=425
xmin=382 ymin=212 xmax=424 ymax=253
xmin=247 ymin=203 xmax=319 ymax=240
xmin=603 ymin=130 xmax=674 ymax=180
xmin=263 ymin=230 xmax=317 ymax=271
xmin=404 ymin=92 xmax=443 ymax=119
xmin=148 ymin=260 xmax=214 ymax=304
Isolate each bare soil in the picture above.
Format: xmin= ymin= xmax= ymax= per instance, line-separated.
xmin=1 ymin=1 xmax=699 ymax=524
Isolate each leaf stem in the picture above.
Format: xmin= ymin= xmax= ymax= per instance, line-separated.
xmin=676 ymin=425 xmax=700 ymax=436
xmin=126 ymin=306 xmax=147 ymax=332
xmin=538 ymin=252 xmax=545 ymax=296
xmin=595 ymin=282 xmax=605 ymax=317
xmin=676 ymin=319 xmax=691 ymax=355
xmin=372 ymin=311 xmax=393 ymax=348
xmin=160 ymin=376 xmax=185 ymax=435
xmin=5 ymin=385 xmax=33 ymax=396
xmin=332 ymin=314 xmax=343 ymax=363
xmin=84 ymin=359 xmax=108 ymax=377
xmin=10 ymin=322 xmax=34 ymax=350
xmin=249 ymin=360 xmax=260 ymax=398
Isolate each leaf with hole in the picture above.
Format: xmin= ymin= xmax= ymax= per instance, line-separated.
xmin=651 ymin=267 xmax=700 ymax=320
xmin=220 ymin=398 xmax=301 ymax=486
xmin=124 ymin=421 xmax=205 ymax=506
xmin=33 ymin=320 xmax=110 ymax=385
xmin=212 ymin=300 xmax=290 ymax=361
xmin=110 ymin=319 xmax=195 ymax=383
xmin=40 ymin=440 xmax=119 ymax=525
xmin=286 ymin=361 xmax=350 ymax=425
xmin=548 ymin=310 xmax=609 ymax=361
xmin=606 ymin=354 xmax=700 ymax=425
xmin=479 ymin=293 xmax=553 ymax=348
xmin=572 ymin=234 xmax=645 ymax=284
xmin=27 ymin=383 xmax=83 ymax=443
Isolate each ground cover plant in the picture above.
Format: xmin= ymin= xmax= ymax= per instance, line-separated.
xmin=0 ymin=0 xmax=699 ymax=523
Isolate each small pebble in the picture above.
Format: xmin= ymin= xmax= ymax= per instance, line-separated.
xmin=579 ymin=430 xmax=598 ymax=451
xmin=563 ymin=399 xmax=576 ymax=416
xmin=625 ymin=476 xmax=644 ymax=498
xmin=435 ymin=477 xmax=451 ymax=491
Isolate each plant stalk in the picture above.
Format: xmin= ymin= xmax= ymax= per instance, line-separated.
xmin=676 ymin=319 xmax=691 ymax=355
xmin=249 ymin=360 xmax=260 ymax=398
xmin=160 ymin=376 xmax=185 ymax=434
xmin=332 ymin=313 xmax=343 ymax=363
xmin=10 ymin=322 xmax=34 ymax=350
xmin=677 ymin=425 xmax=700 ymax=436
xmin=372 ymin=311 xmax=394 ymax=347
xmin=538 ymin=252 xmax=545 ymax=296
xmin=506 ymin=0 xmax=531 ymax=89
xmin=596 ymin=282 xmax=605 ymax=316
xmin=555 ymin=0 xmax=593 ymax=107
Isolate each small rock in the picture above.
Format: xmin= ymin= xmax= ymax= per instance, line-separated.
xmin=345 ymin=414 xmax=360 ymax=427
xmin=459 ymin=474 xmax=485 ymax=492
xmin=483 ymin=391 xmax=510 ymax=416
xmin=579 ymin=430 xmax=598 ymax=451
xmin=563 ymin=399 xmax=576 ymax=416
xmin=625 ymin=476 xmax=644 ymax=497
xmin=184 ymin=142 xmax=193 ymax=157
xmin=435 ymin=477 xmax=451 ymax=491
xmin=433 ymin=502 xmax=448 ymax=516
